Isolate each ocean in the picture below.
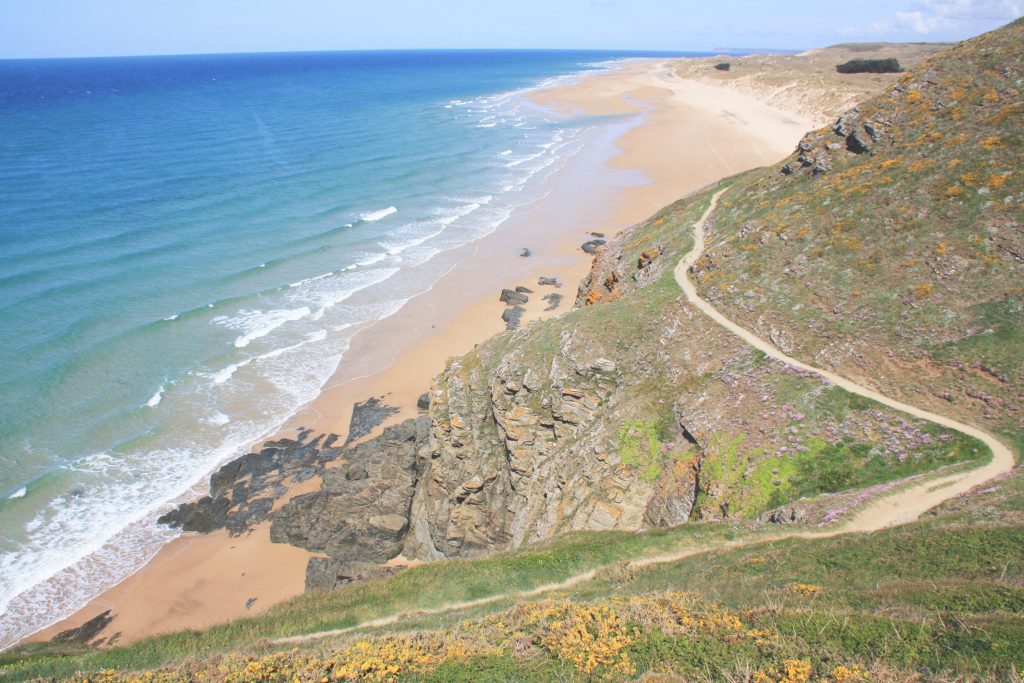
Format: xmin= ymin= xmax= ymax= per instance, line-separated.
xmin=0 ymin=49 xmax=696 ymax=646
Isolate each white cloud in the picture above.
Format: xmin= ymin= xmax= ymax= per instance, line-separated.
xmin=896 ymin=0 xmax=1021 ymax=34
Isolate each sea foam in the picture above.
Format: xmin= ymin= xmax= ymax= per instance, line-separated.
xmin=359 ymin=206 xmax=397 ymax=222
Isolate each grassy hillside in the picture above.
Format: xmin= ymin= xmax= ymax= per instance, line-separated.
xmin=4 ymin=18 xmax=1022 ymax=683
xmin=692 ymin=18 xmax=1023 ymax=457
xmin=7 ymin=465 xmax=1022 ymax=681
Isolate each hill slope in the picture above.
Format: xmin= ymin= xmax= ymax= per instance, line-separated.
xmin=4 ymin=17 xmax=1023 ymax=683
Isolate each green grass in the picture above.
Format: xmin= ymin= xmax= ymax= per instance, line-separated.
xmin=617 ymin=415 xmax=675 ymax=482
xmin=7 ymin=469 xmax=1022 ymax=681
xmin=0 ymin=522 xmax=765 ymax=681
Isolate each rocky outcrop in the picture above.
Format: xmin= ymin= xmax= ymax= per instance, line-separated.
xmin=782 ymin=106 xmax=888 ymax=178
xmin=270 ymin=419 xmax=428 ymax=562
xmin=500 ymin=288 xmax=529 ymax=306
xmin=159 ymin=431 xmax=339 ymax=535
xmin=759 ymin=505 xmax=807 ymax=525
xmin=501 ymin=306 xmax=524 ymax=330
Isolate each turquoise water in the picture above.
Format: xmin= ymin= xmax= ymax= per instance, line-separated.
xmin=0 ymin=49 xmax=698 ymax=644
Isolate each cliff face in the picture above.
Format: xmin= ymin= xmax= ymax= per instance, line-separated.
xmin=268 ymin=196 xmax=977 ymax=588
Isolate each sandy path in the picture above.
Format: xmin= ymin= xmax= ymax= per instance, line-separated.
xmin=675 ymin=189 xmax=1015 ymax=532
xmin=275 ymin=187 xmax=1016 ymax=646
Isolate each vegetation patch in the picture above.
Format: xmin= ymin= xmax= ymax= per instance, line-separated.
xmin=618 ymin=416 xmax=675 ymax=482
xmin=836 ymin=57 xmax=902 ymax=73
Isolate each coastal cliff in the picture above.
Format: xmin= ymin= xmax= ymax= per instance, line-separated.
xmin=159 ymin=22 xmax=1023 ymax=592
xmin=9 ymin=18 xmax=1024 ymax=683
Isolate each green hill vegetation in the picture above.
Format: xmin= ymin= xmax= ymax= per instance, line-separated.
xmin=3 ymin=17 xmax=1021 ymax=683
xmin=835 ymin=58 xmax=902 ymax=74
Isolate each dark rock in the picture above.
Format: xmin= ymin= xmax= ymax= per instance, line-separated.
xmin=590 ymin=231 xmax=605 ymax=238
xmin=345 ymin=396 xmax=400 ymax=446
xmin=520 ymin=248 xmax=531 ymax=257
xmin=231 ymin=482 xmax=250 ymax=505
xmin=500 ymin=288 xmax=529 ymax=306
xmin=318 ymin=447 xmax=343 ymax=463
xmin=501 ymin=305 xmax=525 ymax=330
xmin=52 ymin=610 xmax=114 ymax=644
xmin=864 ymin=122 xmax=881 ymax=141
xmin=781 ymin=163 xmax=794 ymax=175
xmin=293 ymin=467 xmax=317 ymax=484
xmin=846 ymin=130 xmax=873 ymax=154
xmin=225 ymin=497 xmax=275 ymax=535
xmin=538 ymin=276 xmax=562 ymax=287
xmin=542 ymin=292 xmax=563 ymax=311
xmin=158 ymin=495 xmax=231 ymax=533
xmin=271 ymin=418 xmax=430 ymax=569
xmin=759 ymin=506 xmax=807 ymax=524
xmin=210 ymin=459 xmax=243 ymax=495
xmin=581 ymin=239 xmax=606 ymax=254
xmin=514 ymin=285 xmax=534 ymax=294
xmin=159 ymin=429 xmax=345 ymax=536
xmin=417 ymin=392 xmax=431 ymax=410
xmin=245 ymin=597 xmax=257 ymax=609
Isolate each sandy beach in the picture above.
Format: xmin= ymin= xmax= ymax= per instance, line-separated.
xmin=29 ymin=58 xmax=813 ymax=647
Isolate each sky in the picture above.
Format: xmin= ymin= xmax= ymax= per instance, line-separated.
xmin=0 ymin=0 xmax=1020 ymax=59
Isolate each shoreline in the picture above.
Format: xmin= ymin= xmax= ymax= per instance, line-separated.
xmin=24 ymin=58 xmax=813 ymax=648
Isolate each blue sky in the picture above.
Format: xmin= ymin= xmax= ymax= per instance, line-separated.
xmin=0 ymin=0 xmax=1020 ymax=58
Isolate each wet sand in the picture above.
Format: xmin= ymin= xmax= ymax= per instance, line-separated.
xmin=28 ymin=59 xmax=813 ymax=647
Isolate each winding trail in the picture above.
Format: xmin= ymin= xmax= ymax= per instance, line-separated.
xmin=675 ymin=189 xmax=1014 ymax=532
xmin=275 ymin=187 xmax=1015 ymax=646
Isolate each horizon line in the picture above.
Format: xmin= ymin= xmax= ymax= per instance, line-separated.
xmin=0 ymin=45 xmax=812 ymax=62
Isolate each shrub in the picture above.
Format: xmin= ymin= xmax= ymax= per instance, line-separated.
xmin=714 ymin=62 xmax=731 ymax=71
xmin=836 ymin=58 xmax=902 ymax=74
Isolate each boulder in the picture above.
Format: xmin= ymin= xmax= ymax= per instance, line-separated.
xmin=581 ymin=239 xmax=607 ymax=254
xmin=499 ymin=288 xmax=529 ymax=306
xmin=542 ymin=292 xmax=563 ymax=311
xmin=501 ymin=306 xmax=525 ymax=330
xmin=157 ymin=495 xmax=230 ymax=533
xmin=759 ymin=506 xmax=807 ymax=524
